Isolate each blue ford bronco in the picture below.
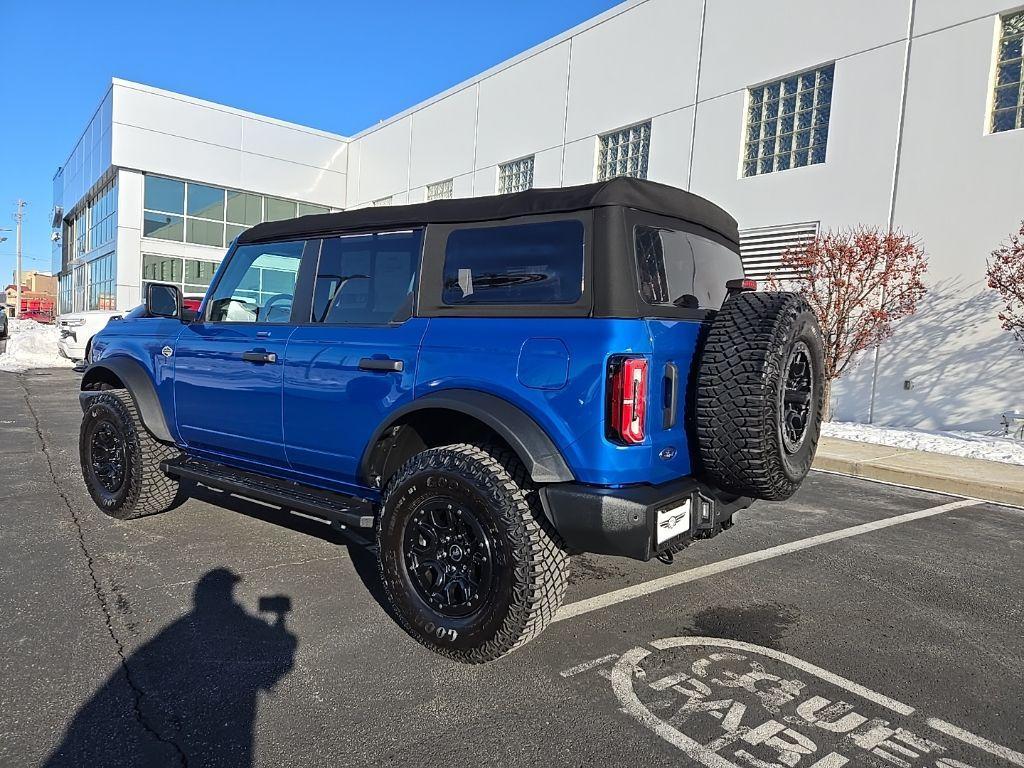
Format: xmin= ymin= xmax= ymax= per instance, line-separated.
xmin=79 ymin=178 xmax=824 ymax=662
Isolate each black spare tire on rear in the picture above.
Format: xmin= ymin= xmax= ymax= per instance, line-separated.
xmin=694 ymin=291 xmax=825 ymax=501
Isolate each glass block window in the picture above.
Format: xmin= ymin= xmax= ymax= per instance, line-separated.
xmin=498 ymin=156 xmax=535 ymax=194
xmin=426 ymin=179 xmax=454 ymax=201
xmin=596 ymin=121 xmax=651 ymax=181
xmin=993 ymin=11 xmax=1024 ymax=133
xmin=743 ymin=64 xmax=834 ymax=177
xmin=372 ymin=196 xmax=393 ymax=207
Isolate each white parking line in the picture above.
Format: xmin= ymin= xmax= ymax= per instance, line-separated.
xmin=927 ymin=717 xmax=1024 ymax=767
xmin=553 ymin=497 xmax=982 ymax=623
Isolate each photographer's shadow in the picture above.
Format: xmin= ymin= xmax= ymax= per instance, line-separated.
xmin=45 ymin=568 xmax=297 ymax=768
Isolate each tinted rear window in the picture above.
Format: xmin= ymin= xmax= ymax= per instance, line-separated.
xmin=442 ymin=220 xmax=584 ymax=305
xmin=634 ymin=226 xmax=743 ymax=311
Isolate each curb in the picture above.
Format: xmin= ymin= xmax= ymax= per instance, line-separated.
xmin=812 ymin=437 xmax=1024 ymax=508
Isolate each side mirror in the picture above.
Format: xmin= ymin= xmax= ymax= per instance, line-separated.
xmin=145 ymin=283 xmax=182 ymax=320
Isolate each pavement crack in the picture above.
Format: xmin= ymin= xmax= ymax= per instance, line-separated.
xmin=19 ymin=376 xmax=189 ymax=768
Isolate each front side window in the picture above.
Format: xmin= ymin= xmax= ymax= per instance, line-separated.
xmin=442 ymin=220 xmax=584 ymax=305
xmin=207 ymin=240 xmax=307 ymax=323
xmin=312 ymin=230 xmax=422 ymax=325
xmin=634 ymin=226 xmax=743 ymax=311
xmin=597 ymin=121 xmax=651 ymax=181
xmin=993 ymin=11 xmax=1024 ymax=133
xmin=744 ymin=63 xmax=834 ymax=177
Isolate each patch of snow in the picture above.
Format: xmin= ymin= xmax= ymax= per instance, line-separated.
xmin=822 ymin=420 xmax=1024 ymax=467
xmin=0 ymin=318 xmax=74 ymax=373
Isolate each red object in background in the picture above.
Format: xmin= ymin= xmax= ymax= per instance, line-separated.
xmin=19 ymin=309 xmax=55 ymax=324
xmin=17 ymin=295 xmax=56 ymax=323
xmin=182 ymin=298 xmax=202 ymax=313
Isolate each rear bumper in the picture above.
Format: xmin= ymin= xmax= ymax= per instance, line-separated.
xmin=539 ymin=478 xmax=752 ymax=562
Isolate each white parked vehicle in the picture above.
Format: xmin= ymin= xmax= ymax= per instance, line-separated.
xmin=56 ymin=310 xmax=123 ymax=362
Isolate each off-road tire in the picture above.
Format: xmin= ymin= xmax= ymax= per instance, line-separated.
xmin=695 ymin=291 xmax=825 ymax=501
xmin=79 ymin=390 xmax=185 ymax=520
xmin=377 ymin=443 xmax=569 ymax=663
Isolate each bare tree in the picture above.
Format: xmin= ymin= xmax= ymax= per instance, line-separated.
xmin=987 ymin=220 xmax=1024 ymax=352
xmin=768 ymin=227 xmax=928 ymax=418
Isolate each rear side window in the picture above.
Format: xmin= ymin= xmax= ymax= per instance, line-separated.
xmin=442 ymin=220 xmax=584 ymax=305
xmin=312 ymin=230 xmax=422 ymax=324
xmin=634 ymin=226 xmax=743 ymax=311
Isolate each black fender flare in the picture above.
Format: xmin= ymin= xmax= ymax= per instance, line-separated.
xmin=360 ymin=389 xmax=575 ymax=485
xmin=80 ymin=357 xmax=174 ymax=443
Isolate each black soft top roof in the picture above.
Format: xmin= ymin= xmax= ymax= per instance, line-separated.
xmin=237 ymin=178 xmax=739 ymax=245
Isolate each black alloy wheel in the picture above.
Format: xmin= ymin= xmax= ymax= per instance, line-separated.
xmin=79 ymin=390 xmax=185 ymax=519
xmin=402 ymin=499 xmax=496 ymax=618
xmin=377 ymin=443 xmax=569 ymax=663
xmin=781 ymin=341 xmax=814 ymax=455
xmin=89 ymin=420 xmax=127 ymax=493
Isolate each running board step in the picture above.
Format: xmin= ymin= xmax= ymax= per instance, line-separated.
xmin=161 ymin=457 xmax=375 ymax=529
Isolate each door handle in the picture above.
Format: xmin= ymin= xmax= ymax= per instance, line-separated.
xmin=358 ymin=357 xmax=404 ymax=373
xmin=242 ymin=350 xmax=277 ymax=364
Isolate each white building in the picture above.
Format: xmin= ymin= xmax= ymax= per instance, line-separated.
xmin=53 ymin=0 xmax=1024 ymax=432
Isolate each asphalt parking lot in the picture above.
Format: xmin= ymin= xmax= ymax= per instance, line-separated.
xmin=1 ymin=369 xmax=1022 ymax=768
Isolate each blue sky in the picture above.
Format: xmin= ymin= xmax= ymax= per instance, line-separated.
xmin=0 ymin=0 xmax=621 ymax=286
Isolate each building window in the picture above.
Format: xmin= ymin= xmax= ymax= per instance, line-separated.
xmin=59 ymin=274 xmax=73 ymax=315
xmin=993 ymin=11 xmax=1024 ymax=133
xmin=88 ymin=179 xmax=117 ymax=252
xmin=744 ymin=64 xmax=834 ymax=177
xmin=298 ymin=202 xmax=330 ymax=217
xmin=498 ymin=156 xmax=535 ymax=194
xmin=738 ymin=222 xmax=819 ymax=282
xmin=143 ymin=175 xmax=329 ymax=247
xmin=72 ymin=263 xmax=87 ymax=312
xmin=596 ymin=121 xmax=651 ymax=181
xmin=426 ymin=179 xmax=454 ymax=201
xmin=86 ymin=253 xmax=117 ymax=310
xmin=373 ymin=196 xmax=393 ymax=207
xmin=72 ymin=209 xmax=88 ymax=260
xmin=265 ymin=197 xmax=297 ymax=223
xmin=142 ymin=254 xmax=220 ymax=297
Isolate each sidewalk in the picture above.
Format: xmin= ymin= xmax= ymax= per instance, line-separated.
xmin=813 ymin=436 xmax=1024 ymax=508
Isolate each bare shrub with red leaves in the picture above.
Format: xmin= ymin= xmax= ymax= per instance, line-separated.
xmin=767 ymin=227 xmax=928 ymax=417
xmin=987 ymin=221 xmax=1024 ymax=352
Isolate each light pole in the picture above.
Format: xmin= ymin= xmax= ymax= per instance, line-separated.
xmin=13 ymin=201 xmax=26 ymax=319
xmin=0 ymin=228 xmax=9 ymax=317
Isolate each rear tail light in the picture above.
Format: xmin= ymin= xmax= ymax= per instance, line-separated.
xmin=608 ymin=356 xmax=648 ymax=444
xmin=726 ymin=278 xmax=758 ymax=294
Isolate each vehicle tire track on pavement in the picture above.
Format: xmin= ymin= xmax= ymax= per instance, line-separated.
xmin=18 ymin=374 xmax=189 ymax=767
